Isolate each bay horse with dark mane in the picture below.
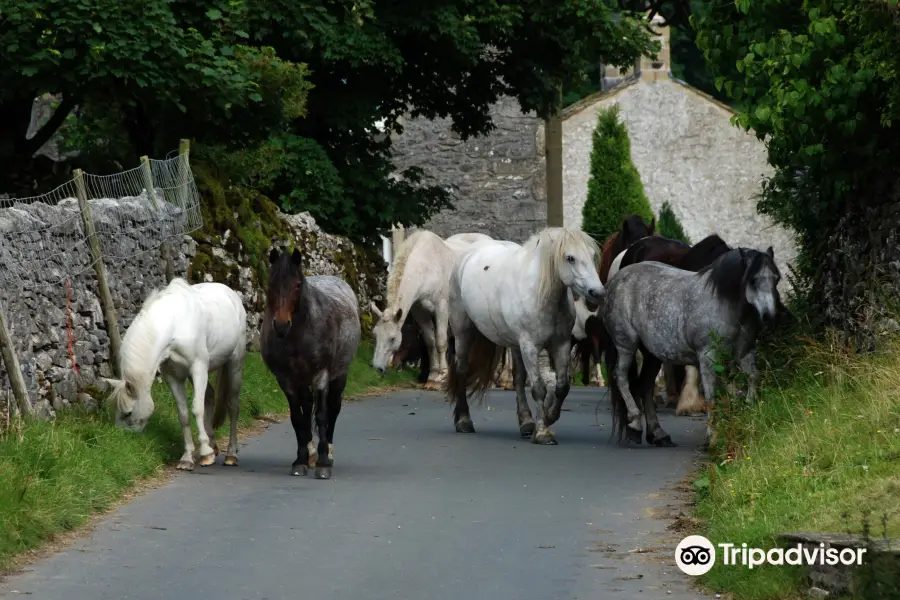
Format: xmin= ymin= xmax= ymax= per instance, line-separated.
xmin=260 ymin=248 xmax=362 ymax=479
xmin=572 ymin=215 xmax=656 ymax=386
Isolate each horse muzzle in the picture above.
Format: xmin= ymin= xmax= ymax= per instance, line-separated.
xmin=273 ymin=319 xmax=292 ymax=338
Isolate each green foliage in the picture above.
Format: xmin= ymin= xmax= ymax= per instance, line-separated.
xmin=692 ymin=0 xmax=900 ymax=304
xmin=2 ymin=0 xmax=661 ymax=244
xmin=657 ymin=200 xmax=692 ymax=244
xmin=580 ymin=104 xmax=654 ymax=242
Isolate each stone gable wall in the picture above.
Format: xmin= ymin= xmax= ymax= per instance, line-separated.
xmin=390 ymin=96 xmax=548 ymax=243
xmin=562 ymin=77 xmax=798 ymax=287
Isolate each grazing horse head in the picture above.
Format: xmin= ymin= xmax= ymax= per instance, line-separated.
xmin=110 ymin=376 xmax=155 ymax=433
xmin=370 ymin=301 xmax=405 ymax=375
xmin=531 ymin=227 xmax=605 ymax=310
xmin=267 ymin=248 xmax=306 ymax=338
xmin=702 ymin=246 xmax=782 ymax=323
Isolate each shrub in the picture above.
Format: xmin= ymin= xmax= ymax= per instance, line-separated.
xmin=657 ymin=201 xmax=692 ymax=244
xmin=580 ymin=104 xmax=654 ymax=243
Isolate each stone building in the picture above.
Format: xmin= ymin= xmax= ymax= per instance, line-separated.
xmin=389 ymin=16 xmax=797 ymax=281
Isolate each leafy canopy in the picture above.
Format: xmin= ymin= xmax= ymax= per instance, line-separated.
xmin=692 ymin=0 xmax=900 ymax=285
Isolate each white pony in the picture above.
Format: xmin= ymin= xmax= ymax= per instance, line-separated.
xmin=445 ymin=227 xmax=604 ymax=444
xmin=109 ymin=278 xmax=247 ymax=471
xmin=370 ymin=230 xmax=493 ymax=389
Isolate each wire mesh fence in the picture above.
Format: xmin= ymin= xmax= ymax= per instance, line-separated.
xmin=0 ymin=150 xmax=202 ymax=286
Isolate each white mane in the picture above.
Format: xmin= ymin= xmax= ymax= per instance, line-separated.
xmin=521 ymin=227 xmax=600 ymax=306
xmin=385 ymin=230 xmax=429 ymax=311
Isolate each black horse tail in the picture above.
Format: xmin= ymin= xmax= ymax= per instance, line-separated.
xmin=444 ymin=329 xmax=506 ymax=407
xmin=599 ymin=323 xmax=629 ymax=443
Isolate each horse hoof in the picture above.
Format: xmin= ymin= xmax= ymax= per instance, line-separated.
xmin=455 ymin=420 xmax=476 ymax=434
xmin=176 ymin=460 xmax=195 ymax=471
xmin=519 ymin=422 xmax=535 ymax=438
xmin=531 ymin=431 xmax=558 ymax=445
xmin=223 ymin=455 xmax=239 ymax=466
xmin=315 ymin=466 xmax=333 ymax=480
xmin=625 ymin=427 xmax=643 ymax=445
xmin=648 ymin=433 xmax=677 ymax=447
xmin=198 ymin=454 xmax=216 ymax=467
xmin=291 ymin=464 xmax=308 ymax=476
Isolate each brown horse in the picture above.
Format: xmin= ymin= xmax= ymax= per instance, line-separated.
xmin=260 ymin=248 xmax=362 ymax=479
xmin=391 ymin=317 xmax=431 ymax=384
xmin=573 ymin=215 xmax=656 ymax=386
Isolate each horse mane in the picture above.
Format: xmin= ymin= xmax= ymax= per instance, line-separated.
xmin=681 ymin=234 xmax=731 ymax=272
xmin=385 ymin=229 xmax=429 ymax=309
xmin=524 ymin=227 xmax=600 ymax=305
xmin=697 ymin=248 xmax=758 ymax=306
xmin=110 ymin=278 xmax=194 ymax=411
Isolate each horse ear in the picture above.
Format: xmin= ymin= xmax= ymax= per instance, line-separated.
xmin=125 ymin=381 xmax=135 ymax=396
xmin=393 ymin=307 xmax=403 ymax=322
xmin=291 ymin=248 xmax=303 ymax=266
xmin=370 ymin=301 xmax=383 ymax=319
xmin=269 ymin=248 xmax=280 ymax=264
xmin=766 ymin=246 xmax=774 ymax=258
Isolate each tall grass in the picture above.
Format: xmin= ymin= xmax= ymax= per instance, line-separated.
xmin=695 ymin=332 xmax=900 ymax=598
xmin=0 ymin=341 xmax=415 ymax=571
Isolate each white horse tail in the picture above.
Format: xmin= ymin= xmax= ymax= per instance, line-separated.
xmin=444 ymin=330 xmax=506 ymax=406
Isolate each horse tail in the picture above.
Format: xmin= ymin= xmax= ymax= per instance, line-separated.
xmin=601 ymin=325 xmax=629 ymax=443
xmin=211 ymin=369 xmax=232 ymax=431
xmin=444 ymin=329 xmax=505 ymax=406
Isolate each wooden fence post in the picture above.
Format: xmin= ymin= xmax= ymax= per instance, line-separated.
xmin=140 ymin=156 xmax=174 ymax=283
xmin=546 ymin=85 xmax=565 ymax=228
xmin=0 ymin=302 xmax=33 ymax=417
xmin=74 ymin=168 xmax=122 ymax=378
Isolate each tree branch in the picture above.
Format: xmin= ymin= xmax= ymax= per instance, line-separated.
xmin=22 ymin=95 xmax=79 ymax=157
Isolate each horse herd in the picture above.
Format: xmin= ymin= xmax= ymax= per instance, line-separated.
xmin=106 ymin=216 xmax=786 ymax=480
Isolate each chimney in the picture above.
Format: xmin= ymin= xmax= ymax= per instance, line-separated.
xmin=640 ymin=13 xmax=670 ymax=82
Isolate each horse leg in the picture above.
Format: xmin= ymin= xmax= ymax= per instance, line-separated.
xmin=637 ymin=352 xmax=675 ymax=447
xmin=545 ymin=339 xmax=572 ymax=426
xmin=324 ymin=374 xmax=346 ymax=471
xmin=312 ymin=381 xmax=335 ymax=480
xmin=223 ymin=358 xmax=244 ymax=466
xmin=287 ymin=385 xmax=314 ymax=476
xmin=675 ymin=366 xmax=707 ymax=415
xmin=434 ymin=299 xmax=451 ymax=383
xmin=697 ymin=352 xmax=719 ymax=445
xmin=738 ymin=349 xmax=759 ymax=403
xmin=612 ymin=347 xmax=644 ymax=442
xmin=188 ymin=363 xmax=216 ymax=467
xmin=202 ymin=379 xmax=219 ymax=456
xmin=448 ymin=325 xmax=476 ymax=434
xmin=165 ymin=374 xmax=197 ymax=471
xmin=413 ymin=308 xmax=441 ymax=389
xmin=511 ymin=348 xmax=534 ymax=437
xmin=517 ymin=339 xmax=556 ymax=445
xmin=578 ymin=340 xmax=591 ymax=386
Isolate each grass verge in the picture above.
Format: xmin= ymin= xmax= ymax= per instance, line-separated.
xmin=0 ymin=340 xmax=415 ymax=572
xmin=694 ymin=333 xmax=900 ymax=599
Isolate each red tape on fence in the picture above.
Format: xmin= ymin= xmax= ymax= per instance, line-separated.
xmin=66 ymin=279 xmax=79 ymax=377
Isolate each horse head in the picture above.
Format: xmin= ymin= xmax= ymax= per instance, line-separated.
xmin=108 ymin=376 xmax=155 ymax=432
xmin=742 ymin=246 xmax=782 ymax=323
xmin=546 ymin=228 xmax=605 ymax=311
xmin=370 ymin=301 xmax=404 ymax=375
xmin=267 ymin=248 xmax=306 ymax=338
xmin=703 ymin=246 xmax=782 ymax=323
xmin=620 ymin=214 xmax=656 ymax=248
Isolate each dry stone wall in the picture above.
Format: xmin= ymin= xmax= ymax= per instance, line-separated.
xmin=0 ymin=195 xmax=385 ymax=419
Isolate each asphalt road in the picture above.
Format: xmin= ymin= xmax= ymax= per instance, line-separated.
xmin=1 ymin=387 xmax=711 ymax=600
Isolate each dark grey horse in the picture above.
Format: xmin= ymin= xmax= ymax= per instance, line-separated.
xmin=601 ymin=247 xmax=782 ymax=445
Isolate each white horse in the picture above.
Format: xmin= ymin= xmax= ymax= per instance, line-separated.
xmin=445 ymin=227 xmax=604 ymax=444
xmin=109 ymin=278 xmax=247 ymax=471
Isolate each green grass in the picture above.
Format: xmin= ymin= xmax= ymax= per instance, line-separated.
xmin=694 ymin=335 xmax=900 ymax=599
xmin=0 ymin=340 xmax=415 ymax=571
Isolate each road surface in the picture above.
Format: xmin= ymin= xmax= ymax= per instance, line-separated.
xmin=0 ymin=388 xmax=710 ymax=600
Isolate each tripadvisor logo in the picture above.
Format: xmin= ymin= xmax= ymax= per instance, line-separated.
xmin=675 ymin=535 xmax=867 ymax=576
